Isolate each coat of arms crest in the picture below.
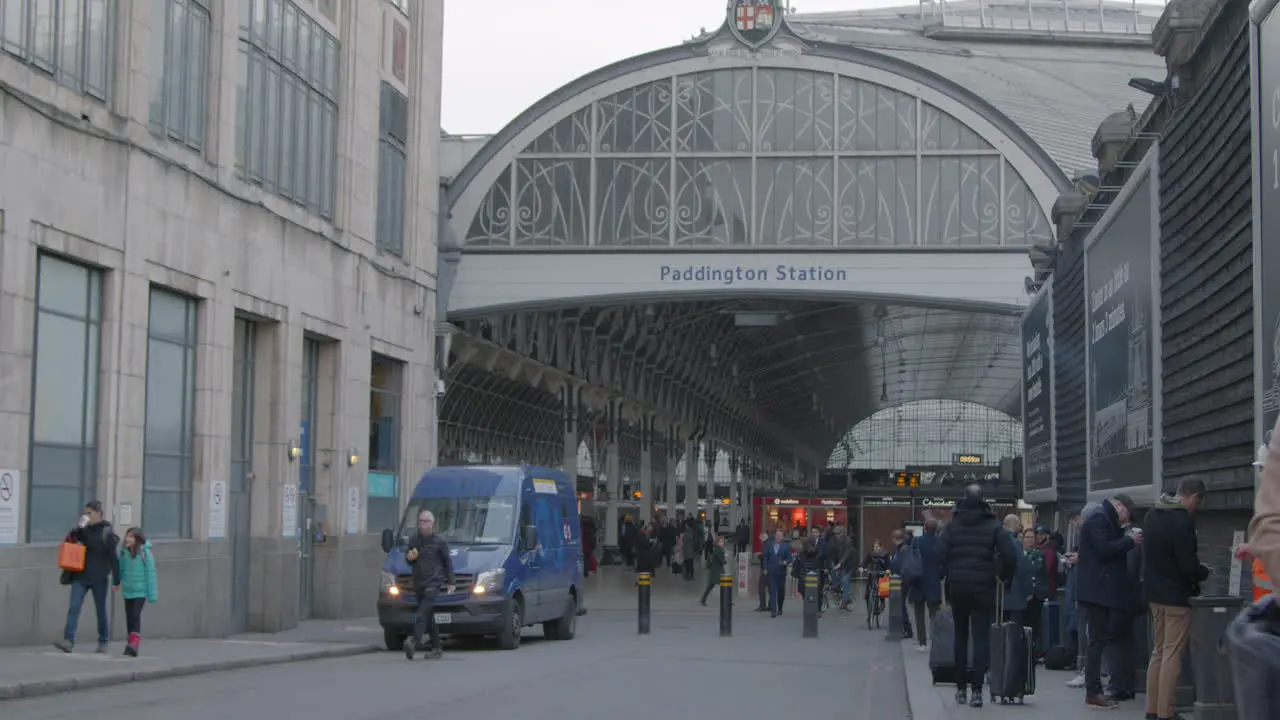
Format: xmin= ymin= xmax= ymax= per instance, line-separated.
xmin=727 ymin=0 xmax=785 ymax=49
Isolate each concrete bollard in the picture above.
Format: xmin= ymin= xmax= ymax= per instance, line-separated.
xmin=637 ymin=572 xmax=651 ymax=635
xmin=886 ymin=574 xmax=904 ymax=641
xmin=803 ymin=571 xmax=819 ymax=638
xmin=719 ymin=574 xmax=733 ymax=637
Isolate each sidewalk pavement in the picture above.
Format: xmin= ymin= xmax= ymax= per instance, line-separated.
xmin=901 ymin=640 xmax=1149 ymax=719
xmin=0 ymin=618 xmax=382 ymax=701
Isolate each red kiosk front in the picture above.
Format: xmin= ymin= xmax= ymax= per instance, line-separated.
xmin=751 ymin=496 xmax=849 ymax=553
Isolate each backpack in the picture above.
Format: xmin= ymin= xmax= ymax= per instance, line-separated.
xmin=1043 ymin=645 xmax=1073 ymax=670
xmin=901 ymin=542 xmax=923 ymax=582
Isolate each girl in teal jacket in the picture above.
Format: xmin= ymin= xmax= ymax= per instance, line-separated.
xmin=118 ymin=527 xmax=157 ymax=657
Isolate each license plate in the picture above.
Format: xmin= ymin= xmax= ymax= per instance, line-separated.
xmin=434 ymin=613 xmax=451 ymax=624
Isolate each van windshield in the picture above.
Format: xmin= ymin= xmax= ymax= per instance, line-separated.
xmin=396 ymin=496 xmax=517 ymax=546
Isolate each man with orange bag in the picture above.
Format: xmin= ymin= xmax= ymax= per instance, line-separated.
xmin=53 ymin=500 xmax=120 ymax=654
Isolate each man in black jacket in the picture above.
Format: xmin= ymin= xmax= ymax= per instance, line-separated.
xmin=404 ymin=509 xmax=455 ymax=660
xmin=1077 ymin=494 xmax=1143 ymax=709
xmin=937 ymin=485 xmax=1019 ymax=708
xmin=1142 ymin=478 xmax=1209 ymax=720
xmin=54 ymin=500 xmax=119 ymax=654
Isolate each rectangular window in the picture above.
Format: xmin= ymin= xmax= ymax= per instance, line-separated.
xmin=368 ymin=354 xmax=401 ymax=531
xmin=236 ymin=0 xmax=339 ymax=220
xmin=376 ymin=82 xmax=407 ymax=256
xmin=142 ymin=288 xmax=197 ymax=539
xmin=27 ymin=254 xmax=101 ymax=543
xmin=300 ymin=336 xmax=319 ymax=499
xmin=0 ymin=0 xmax=115 ymax=102
xmin=149 ymin=0 xmax=210 ymax=151
xmin=390 ymin=19 xmax=406 ymax=82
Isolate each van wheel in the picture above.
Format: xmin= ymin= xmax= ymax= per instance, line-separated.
xmin=496 ymin=599 xmax=522 ymax=650
xmin=383 ymin=628 xmax=406 ymax=651
xmin=543 ymin=594 xmax=577 ymax=641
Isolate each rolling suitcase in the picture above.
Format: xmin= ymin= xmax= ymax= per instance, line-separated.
xmin=929 ymin=608 xmax=975 ymax=685
xmin=988 ymin=590 xmax=1036 ymax=704
xmin=929 ymin=609 xmax=957 ymax=684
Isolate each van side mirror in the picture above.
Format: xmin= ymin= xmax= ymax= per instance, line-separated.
xmin=380 ymin=529 xmax=394 ymax=554
xmin=521 ymin=525 xmax=538 ymax=551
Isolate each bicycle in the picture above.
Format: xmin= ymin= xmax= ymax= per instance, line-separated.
xmin=863 ymin=570 xmax=886 ymax=630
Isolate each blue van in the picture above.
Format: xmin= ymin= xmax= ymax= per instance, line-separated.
xmin=376 ymin=465 xmax=582 ymax=650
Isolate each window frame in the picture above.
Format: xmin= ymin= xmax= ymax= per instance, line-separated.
xmin=376 ymin=82 xmax=408 ymax=257
xmin=149 ymin=0 xmax=211 ymax=152
xmin=26 ymin=253 xmax=102 ymax=543
xmin=0 ymin=0 xmax=117 ymax=102
xmin=141 ymin=287 xmax=199 ymax=539
xmin=367 ymin=354 xmax=402 ymax=530
xmin=236 ymin=0 xmax=339 ymax=220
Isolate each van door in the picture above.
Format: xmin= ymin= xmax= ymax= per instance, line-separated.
xmin=532 ymin=493 xmax=568 ymax=623
xmin=519 ymin=502 xmax=542 ymax=619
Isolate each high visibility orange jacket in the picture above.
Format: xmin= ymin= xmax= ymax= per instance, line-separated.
xmin=1254 ymin=558 xmax=1273 ymax=602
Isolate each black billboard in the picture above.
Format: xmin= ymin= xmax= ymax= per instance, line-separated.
xmin=1085 ymin=173 xmax=1156 ymax=494
xmin=1257 ymin=8 xmax=1280 ymax=445
xmin=1021 ymin=286 xmax=1054 ymax=495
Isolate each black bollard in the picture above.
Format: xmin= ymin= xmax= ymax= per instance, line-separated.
xmin=719 ymin=574 xmax=733 ymax=637
xmin=637 ymin=572 xmax=651 ymax=635
xmin=886 ymin=574 xmax=903 ymax=641
xmin=803 ymin=571 xmax=819 ymax=638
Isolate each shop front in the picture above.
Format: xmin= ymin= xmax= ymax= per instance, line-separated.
xmin=751 ymin=497 xmax=849 ymax=552
xmin=852 ymin=495 xmax=1018 ymax=561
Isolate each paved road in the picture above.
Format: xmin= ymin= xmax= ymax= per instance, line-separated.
xmin=5 ymin=573 xmax=910 ymax=720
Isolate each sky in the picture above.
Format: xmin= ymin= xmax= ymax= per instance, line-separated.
xmin=440 ymin=0 xmax=896 ymax=135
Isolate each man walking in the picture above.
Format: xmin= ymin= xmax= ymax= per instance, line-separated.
xmin=937 ymin=484 xmax=1018 ymax=708
xmin=909 ymin=518 xmax=943 ymax=649
xmin=1142 ymin=478 xmax=1210 ymax=720
xmin=1077 ymin=494 xmax=1143 ymax=709
xmin=404 ymin=510 xmax=455 ymax=660
xmin=700 ymin=535 xmax=727 ymax=605
xmin=54 ymin=500 xmax=119 ymax=653
xmin=763 ymin=528 xmax=793 ymax=617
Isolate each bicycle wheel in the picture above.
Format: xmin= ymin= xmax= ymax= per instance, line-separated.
xmin=874 ymin=597 xmax=883 ymax=628
xmin=865 ymin=590 xmax=875 ymax=629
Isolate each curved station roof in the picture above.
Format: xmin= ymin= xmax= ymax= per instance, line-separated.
xmin=437 ymin=0 xmax=1167 ymax=473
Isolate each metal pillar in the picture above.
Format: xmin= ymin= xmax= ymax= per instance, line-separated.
xmin=639 ymin=415 xmax=654 ymax=524
xmin=684 ymin=438 xmax=700 ymax=521
xmin=665 ymin=424 xmax=678 ymax=521
xmin=561 ymin=385 xmax=579 ymax=478
xmin=728 ymin=453 xmax=740 ymax=527
xmin=704 ymin=443 xmax=718 ymax=526
xmin=603 ymin=400 xmax=622 ymax=559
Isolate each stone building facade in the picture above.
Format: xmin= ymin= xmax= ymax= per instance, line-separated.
xmin=0 ymin=0 xmax=443 ymax=645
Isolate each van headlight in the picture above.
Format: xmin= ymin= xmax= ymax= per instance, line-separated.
xmin=474 ymin=568 xmax=505 ymax=595
xmin=380 ymin=571 xmax=399 ymax=597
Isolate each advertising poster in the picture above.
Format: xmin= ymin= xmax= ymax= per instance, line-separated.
xmin=1085 ymin=175 xmax=1156 ymax=493
xmin=1021 ymin=285 xmax=1054 ymax=496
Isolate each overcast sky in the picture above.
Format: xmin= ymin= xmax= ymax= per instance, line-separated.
xmin=440 ymin=0 xmax=894 ymax=134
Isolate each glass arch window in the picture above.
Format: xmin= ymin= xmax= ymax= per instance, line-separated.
xmin=466 ymin=67 xmax=1052 ymax=248
xmin=826 ymin=399 xmax=1022 ymax=469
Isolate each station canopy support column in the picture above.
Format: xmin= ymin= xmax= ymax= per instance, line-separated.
xmin=685 ymin=439 xmax=700 ymax=521
xmin=639 ymin=415 xmax=654 ymax=524
xmin=704 ymin=443 xmax=718 ymax=522
xmin=603 ymin=400 xmax=622 ymax=550
xmin=562 ymin=385 xmax=579 ymax=478
xmin=665 ymin=424 xmax=679 ymax=520
xmin=729 ymin=453 xmax=740 ymax=527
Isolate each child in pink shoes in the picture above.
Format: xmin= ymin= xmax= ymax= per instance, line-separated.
xmin=118 ymin=527 xmax=158 ymax=657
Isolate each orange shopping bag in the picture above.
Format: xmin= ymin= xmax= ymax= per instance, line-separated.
xmin=58 ymin=541 xmax=86 ymax=573
xmin=877 ymin=575 xmax=890 ymax=599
